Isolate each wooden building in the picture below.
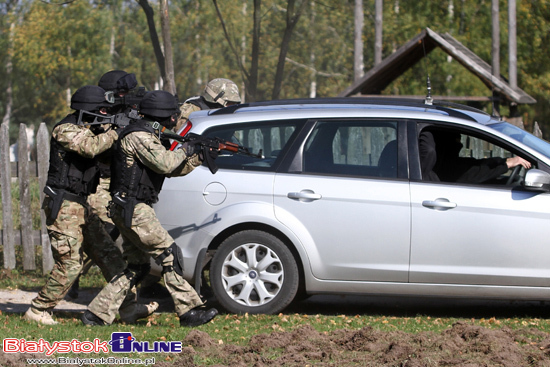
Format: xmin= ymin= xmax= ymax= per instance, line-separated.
xmin=339 ymin=27 xmax=536 ymax=109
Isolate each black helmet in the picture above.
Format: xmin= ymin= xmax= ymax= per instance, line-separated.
xmin=70 ymin=85 xmax=111 ymax=112
xmin=139 ymin=90 xmax=179 ymax=119
xmin=98 ymin=70 xmax=137 ymax=93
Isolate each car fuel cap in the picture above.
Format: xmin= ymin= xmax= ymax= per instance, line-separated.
xmin=202 ymin=182 xmax=227 ymax=206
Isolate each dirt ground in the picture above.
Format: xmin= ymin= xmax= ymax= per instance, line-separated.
xmin=2 ymin=290 xmax=550 ymax=366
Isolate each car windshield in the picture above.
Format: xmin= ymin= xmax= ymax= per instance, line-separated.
xmin=491 ymin=122 xmax=550 ymax=158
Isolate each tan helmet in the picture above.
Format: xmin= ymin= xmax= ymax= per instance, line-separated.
xmin=203 ymin=78 xmax=241 ymax=107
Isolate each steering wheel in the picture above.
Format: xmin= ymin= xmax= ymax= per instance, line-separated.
xmin=506 ymin=165 xmax=522 ymax=186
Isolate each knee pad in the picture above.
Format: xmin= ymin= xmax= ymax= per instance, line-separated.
xmin=155 ymin=243 xmax=184 ymax=277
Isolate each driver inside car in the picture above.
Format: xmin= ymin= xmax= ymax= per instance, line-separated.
xmin=419 ymin=129 xmax=531 ymax=184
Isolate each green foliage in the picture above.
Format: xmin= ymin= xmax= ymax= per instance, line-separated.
xmin=1 ymin=0 xmax=549 ymax=134
xmin=12 ymin=1 xmax=112 ymax=125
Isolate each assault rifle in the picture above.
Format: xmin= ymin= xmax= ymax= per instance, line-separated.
xmin=78 ymin=109 xmax=141 ymax=129
xmin=154 ymin=125 xmax=263 ymax=174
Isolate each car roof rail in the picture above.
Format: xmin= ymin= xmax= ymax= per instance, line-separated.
xmin=209 ymin=97 xmax=486 ymax=121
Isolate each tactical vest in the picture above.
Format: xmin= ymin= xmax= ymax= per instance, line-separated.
xmin=110 ymin=120 xmax=165 ymax=204
xmin=185 ymin=95 xmax=217 ymax=110
xmin=46 ymin=114 xmax=100 ymax=196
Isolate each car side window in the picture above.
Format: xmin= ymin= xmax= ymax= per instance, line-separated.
xmin=202 ymin=120 xmax=303 ymax=171
xmin=419 ymin=127 xmax=530 ymax=186
xmin=303 ymin=120 xmax=398 ymax=178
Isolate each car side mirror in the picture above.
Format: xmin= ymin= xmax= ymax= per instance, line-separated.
xmin=523 ymin=169 xmax=550 ymax=192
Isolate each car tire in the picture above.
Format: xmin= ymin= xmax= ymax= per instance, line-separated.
xmin=210 ymin=230 xmax=299 ymax=314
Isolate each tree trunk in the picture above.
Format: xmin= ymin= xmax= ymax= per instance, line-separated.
xmin=272 ymin=0 xmax=307 ymax=100
xmin=374 ymin=0 xmax=383 ymax=66
xmin=212 ymin=0 xmax=260 ymax=101
xmin=2 ymin=22 xmax=14 ymax=125
xmin=309 ymin=0 xmax=317 ymax=98
xmin=508 ymin=0 xmax=517 ymax=90
xmin=241 ymin=1 xmax=247 ymax=102
xmin=354 ymin=0 xmax=364 ymax=82
xmin=249 ymin=0 xmax=261 ymax=101
xmin=160 ymin=0 xmax=176 ymax=95
xmin=491 ymin=0 xmax=500 ymax=115
xmin=137 ymin=0 xmax=166 ymax=83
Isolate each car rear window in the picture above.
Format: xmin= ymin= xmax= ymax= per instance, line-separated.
xmin=303 ymin=120 xmax=398 ymax=178
xmin=202 ymin=119 xmax=305 ymax=171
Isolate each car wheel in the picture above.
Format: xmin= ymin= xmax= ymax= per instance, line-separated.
xmin=210 ymin=230 xmax=299 ymax=314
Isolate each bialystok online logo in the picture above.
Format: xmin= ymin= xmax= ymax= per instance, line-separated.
xmin=3 ymin=332 xmax=182 ymax=356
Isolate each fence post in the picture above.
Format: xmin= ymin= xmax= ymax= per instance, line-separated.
xmin=37 ymin=122 xmax=52 ymax=273
xmin=1 ymin=122 xmax=16 ymax=269
xmin=19 ymin=123 xmax=35 ymax=270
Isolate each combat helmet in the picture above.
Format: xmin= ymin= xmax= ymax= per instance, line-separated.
xmin=70 ymin=85 xmax=112 ymax=112
xmin=98 ymin=70 xmax=137 ymax=94
xmin=203 ymin=78 xmax=241 ymax=107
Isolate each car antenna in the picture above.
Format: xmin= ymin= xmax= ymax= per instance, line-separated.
xmin=422 ymin=39 xmax=433 ymax=106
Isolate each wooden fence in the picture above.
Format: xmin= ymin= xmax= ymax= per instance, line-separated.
xmin=1 ymin=122 xmax=53 ymax=274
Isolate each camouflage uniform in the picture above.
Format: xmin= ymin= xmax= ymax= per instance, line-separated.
xmin=174 ymin=78 xmax=241 ymax=133
xmin=31 ymin=123 xmax=120 ymax=312
xmin=72 ymin=70 xmax=137 ymax=292
xmin=87 ymin=130 xmax=204 ymax=323
xmin=81 ymin=177 xmax=124 ymax=281
xmin=174 ymin=102 xmax=202 ymax=132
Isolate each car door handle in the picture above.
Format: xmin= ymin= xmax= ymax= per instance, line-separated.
xmin=287 ymin=190 xmax=322 ymax=202
xmin=422 ymin=198 xmax=457 ymax=211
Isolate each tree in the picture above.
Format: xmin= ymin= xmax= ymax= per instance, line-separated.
xmin=212 ymin=0 xmax=261 ymax=101
xmin=159 ymin=0 xmax=176 ymax=94
xmin=354 ymin=0 xmax=364 ymax=82
xmin=13 ymin=1 xmax=111 ymax=125
xmin=137 ymin=0 xmax=166 ymax=86
xmin=271 ymin=0 xmax=307 ymax=100
xmin=213 ymin=0 xmax=308 ymax=101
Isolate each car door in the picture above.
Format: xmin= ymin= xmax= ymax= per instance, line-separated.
xmin=410 ymin=123 xmax=550 ymax=287
xmin=274 ymin=119 xmax=411 ymax=282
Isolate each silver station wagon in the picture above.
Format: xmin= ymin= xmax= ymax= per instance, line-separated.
xmin=154 ymin=98 xmax=550 ymax=314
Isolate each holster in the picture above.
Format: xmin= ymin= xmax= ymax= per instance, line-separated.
xmin=43 ymin=185 xmax=86 ymax=224
xmin=111 ymin=193 xmax=137 ymax=227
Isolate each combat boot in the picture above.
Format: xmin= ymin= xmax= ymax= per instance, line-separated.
xmin=119 ymin=302 xmax=159 ymax=323
xmin=81 ymin=310 xmax=106 ymax=326
xmin=179 ymin=307 xmax=218 ymax=327
xmin=24 ymin=307 xmax=58 ymax=325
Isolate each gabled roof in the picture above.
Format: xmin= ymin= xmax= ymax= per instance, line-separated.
xmin=338 ymin=27 xmax=536 ymax=105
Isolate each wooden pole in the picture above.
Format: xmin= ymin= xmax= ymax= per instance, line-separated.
xmin=18 ymin=124 xmax=35 ymax=270
xmin=37 ymin=123 xmax=53 ymax=273
xmin=0 ymin=122 xmax=15 ymax=269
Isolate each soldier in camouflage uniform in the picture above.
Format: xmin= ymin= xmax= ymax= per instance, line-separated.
xmin=68 ymin=70 xmax=138 ymax=299
xmin=25 ymin=85 xmax=157 ymax=325
xmin=174 ymin=78 xmax=241 ymax=132
xmin=82 ymin=90 xmax=218 ymax=327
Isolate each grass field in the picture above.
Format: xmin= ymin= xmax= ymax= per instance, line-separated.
xmin=2 ymin=260 xmax=550 ymax=366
